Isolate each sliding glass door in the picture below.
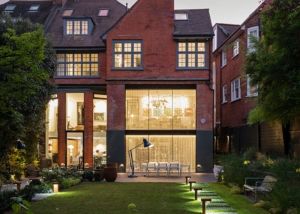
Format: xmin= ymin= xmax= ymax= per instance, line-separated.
xmin=66 ymin=132 xmax=83 ymax=168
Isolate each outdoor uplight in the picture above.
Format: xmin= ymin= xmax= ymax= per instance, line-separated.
xmin=53 ymin=183 xmax=59 ymax=193
xmin=60 ymin=163 xmax=65 ymax=168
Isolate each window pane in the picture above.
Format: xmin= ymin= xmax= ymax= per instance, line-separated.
xmin=73 ymin=64 xmax=81 ymax=76
xmin=149 ymin=90 xmax=173 ymax=130
xmin=178 ymin=54 xmax=186 ymax=67
xmin=82 ymin=54 xmax=90 ymax=62
xmin=74 ymin=54 xmax=81 ymax=62
xmin=82 ymin=64 xmax=90 ymax=76
xmin=66 ymin=64 xmax=73 ymax=76
xmin=124 ymin=54 xmax=132 ymax=67
xmin=91 ymin=63 xmax=98 ymax=76
xmin=57 ymin=64 xmax=65 ymax=76
xmin=178 ymin=43 xmax=186 ymax=52
xmin=134 ymin=54 xmax=142 ymax=67
xmin=124 ymin=43 xmax=132 ymax=52
xmin=114 ymin=54 xmax=122 ymax=68
xmin=74 ymin=21 xmax=81 ymax=35
xmin=197 ymin=54 xmax=205 ymax=67
xmin=173 ymin=90 xmax=196 ymax=129
xmin=66 ymin=21 xmax=73 ymax=35
xmin=114 ymin=43 xmax=122 ymax=52
xmin=188 ymin=54 xmax=196 ymax=67
xmin=91 ymin=54 xmax=98 ymax=62
xmin=197 ymin=42 xmax=205 ymax=52
xmin=66 ymin=54 xmax=73 ymax=62
xmin=126 ymin=90 xmax=149 ymax=130
xmin=57 ymin=54 xmax=65 ymax=62
xmin=134 ymin=43 xmax=141 ymax=52
xmin=188 ymin=43 xmax=195 ymax=52
xmin=81 ymin=21 xmax=88 ymax=35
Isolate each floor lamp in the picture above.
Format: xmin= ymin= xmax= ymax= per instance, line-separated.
xmin=128 ymin=138 xmax=153 ymax=178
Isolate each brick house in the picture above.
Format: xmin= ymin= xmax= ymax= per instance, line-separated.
xmin=1 ymin=0 xmax=214 ymax=172
xmin=213 ymin=1 xmax=300 ymax=156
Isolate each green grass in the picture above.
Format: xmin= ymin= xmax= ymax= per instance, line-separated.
xmin=208 ymin=183 xmax=269 ymax=214
xmin=30 ymin=182 xmax=269 ymax=214
xmin=30 ymin=182 xmax=200 ymax=214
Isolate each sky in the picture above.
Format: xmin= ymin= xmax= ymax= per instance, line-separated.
xmin=118 ymin=0 xmax=262 ymax=25
xmin=0 ymin=0 xmax=262 ymax=25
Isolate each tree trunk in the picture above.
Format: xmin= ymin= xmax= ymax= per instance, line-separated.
xmin=282 ymin=121 xmax=292 ymax=157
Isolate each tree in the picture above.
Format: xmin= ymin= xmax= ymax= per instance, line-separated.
xmin=246 ymin=0 xmax=300 ymax=156
xmin=0 ymin=14 xmax=56 ymax=169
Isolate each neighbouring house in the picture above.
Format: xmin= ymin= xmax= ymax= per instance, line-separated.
xmin=213 ymin=0 xmax=300 ymax=157
xmin=0 ymin=0 xmax=215 ymax=172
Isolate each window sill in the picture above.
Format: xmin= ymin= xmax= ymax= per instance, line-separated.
xmin=176 ymin=67 xmax=208 ymax=71
xmin=111 ymin=68 xmax=144 ymax=71
xmin=232 ymin=54 xmax=239 ymax=59
xmin=221 ymin=64 xmax=227 ymax=69
xmin=231 ymin=98 xmax=241 ymax=103
xmin=222 ymin=101 xmax=228 ymax=104
xmin=245 ymin=94 xmax=258 ymax=98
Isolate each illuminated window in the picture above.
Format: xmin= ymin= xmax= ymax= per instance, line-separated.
xmin=65 ymin=19 xmax=90 ymax=35
xmin=63 ymin=9 xmax=73 ymax=17
xmin=177 ymin=42 xmax=206 ymax=69
xmin=66 ymin=93 xmax=84 ymax=131
xmin=113 ymin=41 xmax=142 ymax=69
xmin=126 ymin=89 xmax=196 ymax=130
xmin=56 ymin=53 xmax=99 ymax=77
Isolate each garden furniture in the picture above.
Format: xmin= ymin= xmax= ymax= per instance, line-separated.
xmin=146 ymin=162 xmax=157 ymax=176
xmin=156 ymin=162 xmax=168 ymax=176
xmin=243 ymin=175 xmax=277 ymax=202
xmin=169 ymin=162 xmax=181 ymax=176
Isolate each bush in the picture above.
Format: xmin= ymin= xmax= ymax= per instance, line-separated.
xmin=20 ymin=181 xmax=52 ymax=201
xmin=83 ymin=171 xmax=94 ymax=182
xmin=60 ymin=177 xmax=81 ymax=189
xmin=0 ymin=190 xmax=18 ymax=212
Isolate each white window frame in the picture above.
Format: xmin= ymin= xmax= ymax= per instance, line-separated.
xmin=174 ymin=13 xmax=188 ymax=20
xmin=246 ymin=75 xmax=258 ymax=97
xmin=231 ymin=78 xmax=241 ymax=101
xmin=247 ymin=26 xmax=259 ymax=52
xmin=221 ymin=50 xmax=227 ymax=67
xmin=222 ymin=85 xmax=228 ymax=103
xmin=233 ymin=40 xmax=239 ymax=57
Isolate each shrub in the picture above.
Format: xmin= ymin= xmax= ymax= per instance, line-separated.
xmin=0 ymin=190 xmax=18 ymax=212
xmin=60 ymin=177 xmax=81 ymax=189
xmin=83 ymin=171 xmax=94 ymax=182
xmin=20 ymin=182 xmax=52 ymax=201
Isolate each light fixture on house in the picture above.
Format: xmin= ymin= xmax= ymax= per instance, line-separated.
xmin=53 ymin=183 xmax=59 ymax=193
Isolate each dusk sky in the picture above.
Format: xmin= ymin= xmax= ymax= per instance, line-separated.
xmin=0 ymin=0 xmax=262 ymax=25
xmin=118 ymin=0 xmax=262 ymax=25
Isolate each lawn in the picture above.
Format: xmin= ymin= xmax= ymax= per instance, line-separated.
xmin=30 ymin=182 xmax=268 ymax=214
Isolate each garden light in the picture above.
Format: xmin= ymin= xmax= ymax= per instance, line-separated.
xmin=53 ymin=183 xmax=59 ymax=193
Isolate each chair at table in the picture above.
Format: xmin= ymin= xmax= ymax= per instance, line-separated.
xmin=146 ymin=162 xmax=157 ymax=176
xmin=168 ymin=162 xmax=181 ymax=176
xmin=157 ymin=162 xmax=169 ymax=176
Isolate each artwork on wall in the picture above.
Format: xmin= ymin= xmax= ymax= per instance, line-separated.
xmin=77 ymin=102 xmax=84 ymax=125
xmin=94 ymin=112 xmax=105 ymax=122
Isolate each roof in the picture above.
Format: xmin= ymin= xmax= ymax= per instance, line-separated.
xmin=174 ymin=9 xmax=213 ymax=37
xmin=47 ymin=0 xmax=127 ymax=49
xmin=0 ymin=0 xmax=54 ymax=24
xmin=214 ymin=23 xmax=240 ymax=50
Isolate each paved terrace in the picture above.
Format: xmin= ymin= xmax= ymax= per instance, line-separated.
xmin=116 ymin=173 xmax=216 ymax=183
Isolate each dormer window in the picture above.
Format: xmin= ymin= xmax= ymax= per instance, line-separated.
xmin=175 ymin=13 xmax=188 ymax=20
xmin=28 ymin=5 xmax=39 ymax=12
xmin=4 ymin=4 xmax=16 ymax=12
xmin=98 ymin=9 xmax=109 ymax=17
xmin=65 ymin=19 xmax=91 ymax=35
xmin=63 ymin=9 xmax=73 ymax=17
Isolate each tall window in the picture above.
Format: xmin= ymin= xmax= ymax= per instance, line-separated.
xmin=177 ymin=42 xmax=206 ymax=69
xmin=233 ymin=40 xmax=239 ymax=57
xmin=221 ymin=50 xmax=227 ymax=67
xmin=65 ymin=20 xmax=90 ymax=35
xmin=231 ymin=78 xmax=241 ymax=101
xmin=246 ymin=75 xmax=258 ymax=97
xmin=222 ymin=85 xmax=228 ymax=103
xmin=126 ymin=89 xmax=196 ymax=130
xmin=113 ymin=41 xmax=142 ymax=69
xmin=56 ymin=53 xmax=98 ymax=77
xmin=247 ymin=26 xmax=259 ymax=52
xmin=66 ymin=93 xmax=84 ymax=131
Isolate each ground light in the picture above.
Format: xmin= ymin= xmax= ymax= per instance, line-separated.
xmin=53 ymin=183 xmax=59 ymax=193
xmin=185 ymin=176 xmax=191 ymax=184
xmin=201 ymin=198 xmax=212 ymax=214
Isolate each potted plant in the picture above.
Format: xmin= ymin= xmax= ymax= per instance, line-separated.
xmin=104 ymin=163 xmax=117 ymax=182
xmin=94 ymin=166 xmax=104 ymax=182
